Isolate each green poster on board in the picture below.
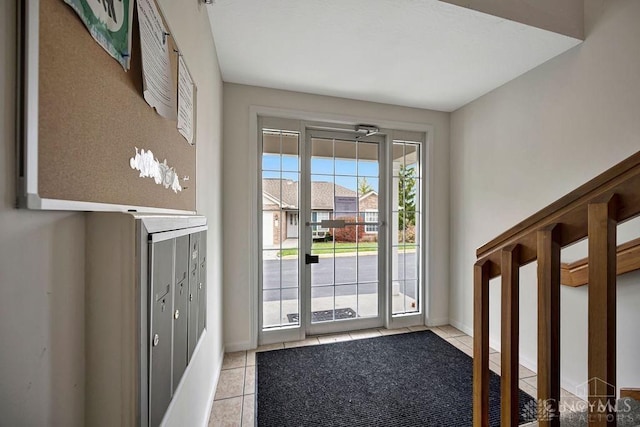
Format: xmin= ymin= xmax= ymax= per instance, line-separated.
xmin=63 ymin=0 xmax=134 ymax=69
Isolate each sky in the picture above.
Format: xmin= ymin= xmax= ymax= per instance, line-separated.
xmin=262 ymin=154 xmax=380 ymax=192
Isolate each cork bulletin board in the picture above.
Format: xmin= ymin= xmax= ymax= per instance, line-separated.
xmin=18 ymin=0 xmax=197 ymax=213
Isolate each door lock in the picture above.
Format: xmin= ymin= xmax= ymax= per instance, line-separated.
xmin=305 ymin=254 xmax=319 ymax=264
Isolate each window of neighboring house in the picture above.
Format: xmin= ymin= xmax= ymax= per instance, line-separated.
xmin=364 ymin=210 xmax=378 ymax=233
xmin=311 ymin=211 xmax=330 ymax=232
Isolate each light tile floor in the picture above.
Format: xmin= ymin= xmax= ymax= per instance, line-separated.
xmin=208 ymin=325 xmax=582 ymax=426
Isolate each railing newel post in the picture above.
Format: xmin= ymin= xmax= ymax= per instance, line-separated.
xmin=537 ymin=224 xmax=562 ymax=427
xmin=501 ymin=244 xmax=521 ymax=426
xmin=473 ymin=258 xmax=491 ymax=427
xmin=587 ymin=196 xmax=618 ymax=427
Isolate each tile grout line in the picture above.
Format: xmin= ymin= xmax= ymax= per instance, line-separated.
xmin=212 ymin=395 xmax=244 ymax=403
xmin=239 ymin=350 xmax=247 ymax=426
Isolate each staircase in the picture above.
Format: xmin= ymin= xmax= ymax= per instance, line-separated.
xmin=473 ymin=151 xmax=640 ymax=426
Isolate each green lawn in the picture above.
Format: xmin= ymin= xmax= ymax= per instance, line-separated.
xmin=278 ymin=242 xmax=416 ymax=257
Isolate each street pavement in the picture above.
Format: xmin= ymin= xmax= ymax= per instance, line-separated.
xmin=263 ymin=252 xmax=418 ymax=300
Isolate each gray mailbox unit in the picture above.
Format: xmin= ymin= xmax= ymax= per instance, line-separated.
xmin=86 ymin=213 xmax=208 ymax=427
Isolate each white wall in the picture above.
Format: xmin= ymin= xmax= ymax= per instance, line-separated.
xmin=0 ymin=1 xmax=86 ymax=425
xmin=450 ymin=0 xmax=640 ymax=396
xmin=223 ymin=83 xmax=450 ymax=350
xmin=0 ymin=1 xmax=224 ymax=425
xmin=155 ymin=1 xmax=224 ymax=426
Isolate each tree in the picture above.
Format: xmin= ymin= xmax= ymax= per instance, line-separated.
xmin=358 ymin=177 xmax=373 ymax=196
xmin=398 ymin=164 xmax=417 ymax=230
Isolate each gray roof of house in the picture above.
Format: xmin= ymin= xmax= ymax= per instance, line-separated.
xmin=263 ymin=178 xmax=355 ymax=210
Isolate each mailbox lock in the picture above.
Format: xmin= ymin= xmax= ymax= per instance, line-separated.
xmin=199 ymin=283 xmax=202 ymax=290
xmin=153 ymin=334 xmax=159 ymax=347
xmin=174 ymin=309 xmax=180 ymax=319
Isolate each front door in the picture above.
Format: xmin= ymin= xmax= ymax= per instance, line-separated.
xmin=286 ymin=212 xmax=299 ymax=239
xmin=259 ymin=120 xmax=424 ymax=345
xmin=304 ymin=130 xmax=385 ymax=335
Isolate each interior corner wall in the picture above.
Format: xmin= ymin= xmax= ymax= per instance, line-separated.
xmin=449 ymin=0 xmax=640 ymax=395
xmin=155 ymin=1 xmax=224 ymax=426
xmin=222 ymin=83 xmax=450 ymax=350
xmin=0 ymin=1 xmax=86 ymax=425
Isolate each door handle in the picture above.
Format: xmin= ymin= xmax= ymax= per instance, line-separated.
xmin=305 ymin=254 xmax=319 ymax=264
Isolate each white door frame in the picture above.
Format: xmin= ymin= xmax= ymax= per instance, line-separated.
xmin=303 ymin=128 xmax=386 ymax=336
xmin=251 ymin=107 xmax=434 ymax=347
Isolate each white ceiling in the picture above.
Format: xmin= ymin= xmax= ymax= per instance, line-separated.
xmin=207 ymin=0 xmax=581 ymax=112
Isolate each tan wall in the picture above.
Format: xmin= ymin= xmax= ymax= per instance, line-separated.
xmin=0 ymin=3 xmax=85 ymax=425
xmin=440 ymin=0 xmax=584 ymax=39
xmin=223 ymin=84 xmax=451 ymax=349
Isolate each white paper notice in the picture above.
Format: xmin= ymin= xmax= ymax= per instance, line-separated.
xmin=177 ymin=56 xmax=195 ymax=144
xmin=137 ymin=0 xmax=176 ymax=119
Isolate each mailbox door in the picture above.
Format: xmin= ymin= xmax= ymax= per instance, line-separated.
xmin=187 ymin=232 xmax=200 ymax=360
xmin=197 ymin=231 xmax=207 ymax=338
xmin=172 ymin=235 xmax=189 ymax=392
xmin=149 ymin=239 xmax=174 ymax=427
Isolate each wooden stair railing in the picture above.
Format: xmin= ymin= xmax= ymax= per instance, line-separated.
xmin=620 ymin=388 xmax=640 ymax=401
xmin=473 ymin=150 xmax=640 ymax=427
xmin=561 ymin=237 xmax=640 ymax=286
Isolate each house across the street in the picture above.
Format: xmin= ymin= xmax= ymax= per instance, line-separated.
xmin=262 ymin=178 xmax=378 ymax=247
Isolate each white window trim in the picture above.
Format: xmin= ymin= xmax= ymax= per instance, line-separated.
xmin=364 ymin=210 xmax=379 ymax=234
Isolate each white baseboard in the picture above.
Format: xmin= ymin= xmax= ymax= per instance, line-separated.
xmin=225 ymin=340 xmax=252 ymax=352
xmin=426 ymin=317 xmax=449 ymax=327
xmin=202 ymin=345 xmax=225 ymax=426
xmin=448 ymin=319 xmax=537 ymax=374
xmin=447 ymin=319 xmax=588 ymax=400
xmin=448 ymin=318 xmax=473 ymax=336
xmin=561 ymin=376 xmax=586 ymax=400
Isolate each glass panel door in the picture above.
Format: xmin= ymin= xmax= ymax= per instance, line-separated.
xmin=261 ymin=129 xmax=300 ymax=331
xmin=259 ymin=122 xmax=425 ymax=343
xmin=306 ymin=131 xmax=385 ymax=335
xmin=391 ymin=141 xmax=422 ymax=316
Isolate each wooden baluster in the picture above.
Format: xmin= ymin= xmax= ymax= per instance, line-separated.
xmin=474 ymin=259 xmax=491 ymax=427
xmin=588 ymin=198 xmax=617 ymax=426
xmin=537 ymin=225 xmax=561 ymax=426
xmin=501 ymin=245 xmax=520 ymax=426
